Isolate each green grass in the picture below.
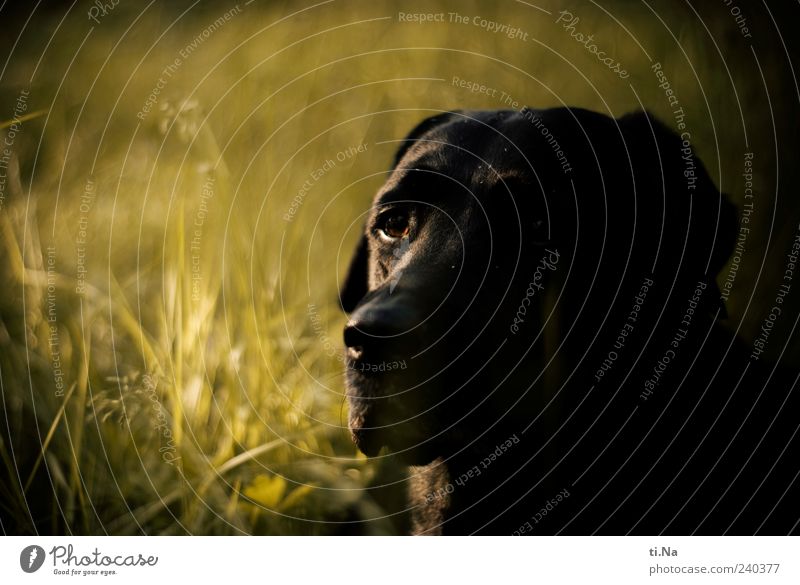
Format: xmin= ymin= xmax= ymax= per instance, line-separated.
xmin=0 ymin=0 xmax=796 ymax=534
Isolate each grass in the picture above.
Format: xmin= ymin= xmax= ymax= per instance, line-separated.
xmin=0 ymin=0 xmax=797 ymax=535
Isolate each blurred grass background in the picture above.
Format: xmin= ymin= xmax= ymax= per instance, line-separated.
xmin=1 ymin=0 xmax=798 ymax=535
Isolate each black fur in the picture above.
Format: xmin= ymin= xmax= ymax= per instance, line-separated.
xmin=340 ymin=108 xmax=799 ymax=534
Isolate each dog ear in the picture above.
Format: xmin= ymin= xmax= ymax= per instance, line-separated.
xmin=340 ymin=232 xmax=369 ymax=312
xmin=619 ymin=110 xmax=738 ymax=281
xmin=392 ymin=111 xmax=462 ymax=168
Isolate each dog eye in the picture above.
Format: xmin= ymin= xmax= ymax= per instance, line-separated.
xmin=380 ymin=214 xmax=410 ymax=240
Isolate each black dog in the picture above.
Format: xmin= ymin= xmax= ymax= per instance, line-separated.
xmin=340 ymin=108 xmax=799 ymax=534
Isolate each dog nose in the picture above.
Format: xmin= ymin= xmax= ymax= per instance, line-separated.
xmin=343 ymin=300 xmax=421 ymax=359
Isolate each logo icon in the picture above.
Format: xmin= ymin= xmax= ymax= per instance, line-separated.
xmin=20 ymin=545 xmax=45 ymax=573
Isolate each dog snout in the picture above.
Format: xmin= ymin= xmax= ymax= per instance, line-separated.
xmin=343 ymin=296 xmax=421 ymax=362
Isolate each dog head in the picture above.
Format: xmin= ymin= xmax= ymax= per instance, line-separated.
xmin=339 ymin=108 xmax=737 ymax=464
